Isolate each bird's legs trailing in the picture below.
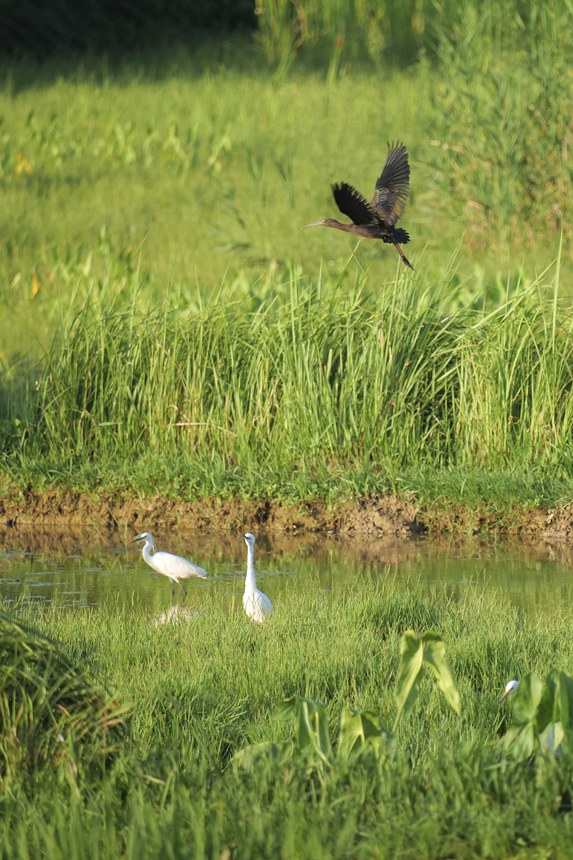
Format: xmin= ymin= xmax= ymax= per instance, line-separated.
xmin=394 ymin=243 xmax=414 ymax=271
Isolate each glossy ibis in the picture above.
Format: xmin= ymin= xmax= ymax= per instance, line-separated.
xmin=305 ymin=141 xmax=413 ymax=270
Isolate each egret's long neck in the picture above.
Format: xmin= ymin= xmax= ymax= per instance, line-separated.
xmin=142 ymin=540 xmax=155 ymax=565
xmin=245 ymin=543 xmax=257 ymax=593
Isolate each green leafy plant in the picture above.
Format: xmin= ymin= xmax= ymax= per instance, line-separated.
xmin=233 ymin=694 xmax=390 ymax=778
xmin=394 ymin=630 xmax=461 ymax=729
xmin=501 ymin=671 xmax=573 ymax=760
xmin=337 ymin=707 xmax=389 ymax=760
xmin=277 ymin=695 xmax=333 ymax=764
xmin=234 ymin=630 xmax=460 ymax=775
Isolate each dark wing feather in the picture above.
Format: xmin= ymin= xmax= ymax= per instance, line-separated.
xmin=371 ymin=142 xmax=410 ymax=226
xmin=332 ymin=182 xmax=376 ymax=225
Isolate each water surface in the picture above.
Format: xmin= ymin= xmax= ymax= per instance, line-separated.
xmin=1 ymin=526 xmax=572 ymax=614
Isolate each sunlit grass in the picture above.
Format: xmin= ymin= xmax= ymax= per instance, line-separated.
xmin=2 ymin=579 xmax=573 ymax=858
xmin=1 ymin=33 xmax=571 ymax=364
xmin=0 ymin=45 xmax=424 ymax=361
xmin=0 ymin=26 xmax=572 ymax=510
xmin=2 ymin=260 xmax=573 ymax=508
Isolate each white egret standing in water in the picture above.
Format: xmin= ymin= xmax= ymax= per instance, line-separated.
xmin=132 ymin=532 xmax=207 ymax=601
xmin=243 ymin=532 xmax=273 ymax=623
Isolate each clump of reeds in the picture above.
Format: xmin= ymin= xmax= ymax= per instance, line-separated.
xmin=0 ymin=612 xmax=127 ymax=783
xmin=12 ymin=266 xmax=573 ymax=499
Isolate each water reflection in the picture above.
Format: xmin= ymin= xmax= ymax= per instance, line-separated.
xmin=154 ymin=604 xmax=199 ymax=626
xmin=0 ymin=525 xmax=572 ymax=613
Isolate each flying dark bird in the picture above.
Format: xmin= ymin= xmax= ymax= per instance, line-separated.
xmin=304 ymin=142 xmax=413 ymax=270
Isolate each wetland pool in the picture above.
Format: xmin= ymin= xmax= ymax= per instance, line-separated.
xmin=1 ymin=527 xmax=572 ymax=615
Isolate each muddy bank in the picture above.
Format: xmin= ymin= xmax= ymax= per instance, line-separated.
xmin=0 ymin=491 xmax=419 ymax=537
xmin=2 ymin=490 xmax=573 ymax=543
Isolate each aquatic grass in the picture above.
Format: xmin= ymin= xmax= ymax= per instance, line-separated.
xmin=2 ymin=578 xmax=573 ymax=857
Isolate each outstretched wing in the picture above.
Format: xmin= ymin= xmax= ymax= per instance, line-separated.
xmin=371 ymin=142 xmax=410 ymax=226
xmin=332 ymin=182 xmax=376 ymax=225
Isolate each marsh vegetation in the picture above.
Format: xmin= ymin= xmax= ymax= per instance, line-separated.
xmin=2 ymin=4 xmax=573 ymax=855
xmin=1 ymin=1 xmax=572 ymax=517
xmin=2 ymin=576 xmax=573 ymax=858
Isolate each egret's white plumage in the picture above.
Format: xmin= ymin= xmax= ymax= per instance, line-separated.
xmin=243 ymin=532 xmax=273 ymax=623
xmin=132 ymin=532 xmax=207 ymax=599
xmin=499 ymin=679 xmax=519 ymax=701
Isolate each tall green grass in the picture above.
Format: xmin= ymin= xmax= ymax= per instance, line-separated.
xmin=1 ymin=23 xmax=572 ymax=507
xmin=255 ymin=0 xmax=573 ymax=72
xmin=2 ymin=579 xmax=573 ymax=858
xmin=423 ymin=9 xmax=573 ymax=254
xmin=3 ymin=263 xmax=573 ymax=502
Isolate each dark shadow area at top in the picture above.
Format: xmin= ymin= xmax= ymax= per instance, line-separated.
xmin=0 ymin=0 xmax=263 ymax=93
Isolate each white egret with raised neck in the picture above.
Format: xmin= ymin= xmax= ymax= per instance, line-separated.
xmin=242 ymin=532 xmax=273 ymax=623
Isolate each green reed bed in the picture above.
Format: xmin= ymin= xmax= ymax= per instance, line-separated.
xmin=2 ymin=578 xmax=573 ymax=858
xmin=3 ymin=264 xmax=573 ymax=508
xmin=255 ymin=0 xmax=573 ymax=72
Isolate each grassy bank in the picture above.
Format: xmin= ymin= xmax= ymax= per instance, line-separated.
xmin=0 ymin=17 xmax=572 ymax=511
xmin=2 ymin=263 xmax=573 ymax=512
xmin=2 ymin=579 xmax=573 ymax=858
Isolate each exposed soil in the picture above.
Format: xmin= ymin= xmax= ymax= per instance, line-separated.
xmin=0 ymin=491 xmax=419 ymax=537
xmin=2 ymin=489 xmax=573 ymax=543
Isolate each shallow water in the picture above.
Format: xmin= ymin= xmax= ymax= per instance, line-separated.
xmin=1 ymin=526 xmax=572 ymax=615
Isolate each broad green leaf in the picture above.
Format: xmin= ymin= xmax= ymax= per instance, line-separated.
xmin=394 ymin=631 xmax=461 ymax=729
xmin=540 ymin=723 xmax=564 ymax=755
xmin=421 ymin=634 xmax=461 ymax=715
xmin=502 ymin=671 xmax=573 ymax=760
xmin=503 ymin=722 xmax=537 ymax=760
xmin=276 ymin=695 xmax=331 ymax=762
xmin=502 ymin=673 xmax=544 ymax=760
xmin=510 ymin=673 xmax=546 ymax=727
xmin=337 ymin=707 xmax=391 ymax=760
xmin=547 ymin=670 xmax=573 ymax=729
xmin=394 ymin=631 xmax=425 ymax=726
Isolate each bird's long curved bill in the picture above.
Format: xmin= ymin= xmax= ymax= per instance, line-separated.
xmin=498 ymin=689 xmax=512 ymax=701
xmin=302 ymin=221 xmax=326 ymax=230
